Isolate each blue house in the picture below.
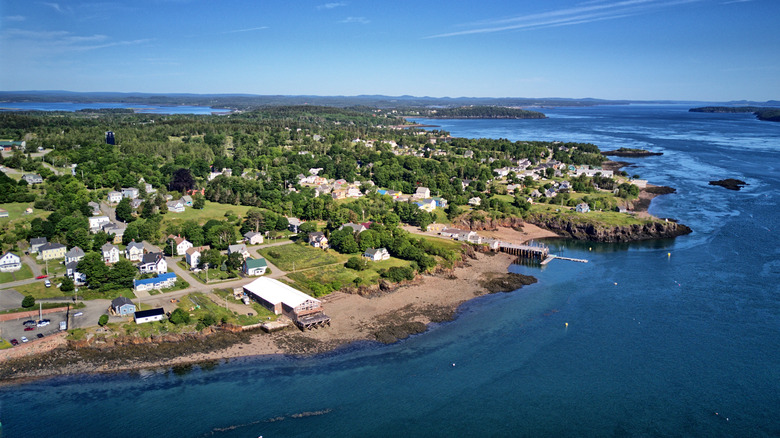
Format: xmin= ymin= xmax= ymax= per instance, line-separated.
xmin=133 ymin=272 xmax=177 ymax=292
xmin=112 ymin=297 xmax=136 ymax=316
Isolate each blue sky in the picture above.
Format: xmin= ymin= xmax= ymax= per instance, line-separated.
xmin=1 ymin=0 xmax=778 ymax=101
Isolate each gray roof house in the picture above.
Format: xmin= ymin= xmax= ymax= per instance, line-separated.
xmin=64 ymin=246 xmax=85 ymax=264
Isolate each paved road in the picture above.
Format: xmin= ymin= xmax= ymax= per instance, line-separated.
xmin=100 ymin=201 xmax=116 ymax=222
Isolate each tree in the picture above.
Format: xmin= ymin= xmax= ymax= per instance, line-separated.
xmin=168 ymin=168 xmax=196 ymax=193
xmin=345 ymin=256 xmax=366 ymax=271
xmin=98 ymin=314 xmax=109 ymax=326
xmin=78 ymin=252 xmax=110 ymax=289
xmin=207 ymin=223 xmax=237 ymax=250
xmin=21 ymin=295 xmax=35 ymax=308
xmin=200 ymin=248 xmax=224 ymax=269
xmin=115 ymin=197 xmax=135 ymax=223
xmin=60 ymin=276 xmax=74 ymax=292
xmin=193 ymin=194 xmax=205 ymax=210
xmin=169 ymin=308 xmax=190 ymax=325
xmin=226 ymin=251 xmax=244 ymax=271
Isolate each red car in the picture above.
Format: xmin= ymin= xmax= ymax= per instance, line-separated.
xmin=10 ymin=339 xmax=19 ymax=346
xmin=36 ymin=274 xmax=48 ymax=279
xmin=24 ymin=326 xmax=35 ymax=331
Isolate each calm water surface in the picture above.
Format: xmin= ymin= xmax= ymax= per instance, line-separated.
xmin=2 ymin=105 xmax=779 ymax=437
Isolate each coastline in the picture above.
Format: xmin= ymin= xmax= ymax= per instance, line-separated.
xmin=0 ymin=227 xmax=553 ymax=384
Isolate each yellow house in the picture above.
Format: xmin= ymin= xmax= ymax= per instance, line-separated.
xmin=39 ymin=242 xmax=67 ymax=261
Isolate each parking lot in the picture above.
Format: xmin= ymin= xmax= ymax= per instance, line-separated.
xmin=0 ymin=309 xmax=68 ymax=346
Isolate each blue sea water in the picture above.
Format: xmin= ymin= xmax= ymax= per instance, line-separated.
xmin=2 ymin=105 xmax=779 ymax=437
xmin=0 ymin=102 xmax=220 ymax=115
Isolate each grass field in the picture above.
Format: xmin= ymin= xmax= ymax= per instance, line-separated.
xmin=257 ymin=243 xmax=345 ymax=271
xmin=0 ymin=202 xmax=46 ymax=224
xmin=161 ymin=200 xmax=253 ymax=225
xmin=287 ymin=256 xmax=411 ymax=293
xmin=0 ymin=264 xmax=33 ymax=283
xmin=12 ymin=280 xmax=136 ymax=301
xmin=528 ymin=203 xmax=653 ymax=227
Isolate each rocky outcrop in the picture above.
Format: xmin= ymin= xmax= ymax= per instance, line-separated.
xmin=454 ymin=216 xmax=525 ymax=231
xmin=709 ymin=179 xmax=747 ymax=191
xmin=526 ymin=215 xmax=691 ymax=242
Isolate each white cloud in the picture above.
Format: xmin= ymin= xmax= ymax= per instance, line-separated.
xmin=222 ymin=26 xmax=269 ymax=34
xmin=4 ymin=15 xmax=26 ymax=22
xmin=318 ymin=2 xmax=347 ymax=10
xmin=41 ymin=2 xmax=72 ymax=14
xmin=2 ymin=28 xmax=150 ymax=52
xmin=428 ymin=0 xmax=704 ymax=38
xmin=340 ymin=16 xmax=369 ymax=24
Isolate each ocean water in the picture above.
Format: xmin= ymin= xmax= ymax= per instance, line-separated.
xmin=2 ymin=105 xmax=779 ymax=437
xmin=0 ymin=102 xmax=220 ymax=115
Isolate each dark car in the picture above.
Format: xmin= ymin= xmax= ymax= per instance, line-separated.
xmin=37 ymin=333 xmax=44 ymax=339
xmin=23 ymin=320 xmax=36 ymax=326
xmin=10 ymin=339 xmax=19 ymax=346
xmin=24 ymin=326 xmax=35 ymax=331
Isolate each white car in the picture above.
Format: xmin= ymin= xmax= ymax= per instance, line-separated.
xmin=21 ymin=336 xmax=29 ymax=343
xmin=37 ymin=320 xmax=50 ymax=327
xmin=73 ymin=312 xmax=84 ymax=317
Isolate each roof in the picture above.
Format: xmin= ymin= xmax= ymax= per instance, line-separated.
xmin=40 ymin=242 xmax=66 ymax=251
xmin=65 ymin=261 xmax=79 ymax=270
xmin=126 ymin=240 xmax=144 ymax=250
xmin=101 ymin=243 xmax=118 ymax=252
xmin=364 ymin=248 xmax=387 ymax=256
xmin=65 ymin=247 xmax=85 ymax=257
xmin=244 ymin=231 xmax=262 ymax=239
xmin=134 ymin=308 xmax=165 ymax=318
xmin=30 ymin=237 xmax=47 ymax=245
xmin=141 ymin=252 xmax=163 ymax=264
xmin=244 ymin=257 xmax=267 ymax=269
xmin=112 ymin=296 xmax=134 ymax=307
xmin=134 ymin=272 xmax=176 ymax=286
xmin=228 ymin=243 xmax=247 ymax=252
xmin=244 ymin=277 xmax=320 ymax=309
xmin=1 ymin=251 xmax=20 ymax=260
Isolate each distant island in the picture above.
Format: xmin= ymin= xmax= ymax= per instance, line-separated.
xmin=690 ymin=106 xmax=780 ymax=122
xmin=402 ymin=106 xmax=546 ymax=119
xmin=601 ymin=148 xmax=663 ymax=157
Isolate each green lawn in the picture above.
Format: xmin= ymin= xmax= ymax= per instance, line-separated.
xmin=258 ymin=243 xmax=345 ymax=271
xmin=0 ymin=263 xmax=33 ymax=284
xmin=161 ymin=200 xmax=253 ymax=225
xmin=414 ymin=234 xmax=464 ymax=252
xmin=0 ymin=202 xmax=46 ymax=224
xmin=12 ymin=280 xmax=136 ymax=301
xmin=287 ymin=256 xmax=411 ymax=293
xmin=177 ymin=262 xmax=240 ymax=284
xmin=527 ymin=203 xmax=654 ymax=227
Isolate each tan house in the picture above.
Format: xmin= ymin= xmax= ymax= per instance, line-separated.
xmin=39 ymin=242 xmax=66 ymax=261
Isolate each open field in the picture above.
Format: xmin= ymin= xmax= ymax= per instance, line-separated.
xmin=258 ymin=242 xmax=345 ymax=271
xmin=161 ymin=200 xmax=253 ymax=225
xmin=287 ymin=256 xmax=411 ymax=292
xmin=12 ymin=280 xmax=135 ymax=301
xmin=0 ymin=202 xmax=46 ymax=224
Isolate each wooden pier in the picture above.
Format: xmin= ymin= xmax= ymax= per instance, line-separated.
xmin=540 ymin=255 xmax=589 ymax=265
xmin=295 ymin=313 xmax=331 ymax=330
xmin=499 ymin=242 xmax=549 ymax=261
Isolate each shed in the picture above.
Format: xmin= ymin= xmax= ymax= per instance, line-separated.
xmin=134 ymin=308 xmax=165 ymax=324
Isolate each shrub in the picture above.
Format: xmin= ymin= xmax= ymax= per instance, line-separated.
xmin=345 ymin=256 xmax=366 ymax=271
xmin=169 ymin=308 xmax=191 ymax=325
xmin=21 ymin=295 xmax=35 ymax=308
xmin=98 ymin=314 xmax=109 ymax=326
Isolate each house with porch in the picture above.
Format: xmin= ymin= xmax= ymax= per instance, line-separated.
xmin=138 ymin=252 xmax=167 ymax=274
xmin=308 ymin=232 xmax=329 ymax=249
xmin=107 ymin=191 xmax=123 ymax=204
xmin=168 ymin=235 xmax=193 ymax=256
xmin=166 ymin=200 xmax=185 ymax=213
xmin=101 ymin=243 xmax=120 ymax=264
xmin=64 ymin=247 xmax=85 ymax=264
xmin=125 ymin=240 xmax=145 ymax=261
xmin=185 ymin=245 xmax=210 ymax=269
xmin=0 ymin=252 xmax=22 ymax=272
xmin=89 ymin=216 xmax=111 ymax=233
xmin=121 ymin=187 xmax=139 ymax=199
xmin=363 ymin=247 xmax=390 ymax=261
xmin=39 ymin=242 xmax=66 ymax=261
xmin=65 ymin=261 xmax=87 ymax=285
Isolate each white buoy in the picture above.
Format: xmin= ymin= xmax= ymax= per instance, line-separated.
xmin=565 ymin=322 xmax=568 ymax=327
xmin=452 ymin=363 xmax=456 ymax=367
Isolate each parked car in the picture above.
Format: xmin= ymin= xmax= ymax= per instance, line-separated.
xmin=10 ymin=339 xmax=19 ymax=346
xmin=21 ymin=336 xmax=29 ymax=343
xmin=73 ymin=312 xmax=84 ymax=317
xmin=35 ymin=275 xmax=48 ymax=279
xmin=23 ymin=320 xmax=36 ymax=326
xmin=37 ymin=320 xmax=50 ymax=327
xmin=59 ymin=321 xmax=67 ymax=330
xmin=24 ymin=326 xmax=35 ymax=331
xmin=36 ymin=333 xmax=44 ymax=339
xmin=44 ymin=279 xmax=51 ymax=287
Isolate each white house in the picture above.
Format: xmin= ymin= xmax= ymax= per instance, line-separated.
xmin=414 ymin=187 xmax=431 ymax=199
xmin=134 ymin=307 xmax=166 ymax=324
xmin=101 ymin=243 xmax=120 ymax=264
xmin=0 ymin=252 xmax=22 ymax=272
xmin=22 ymin=173 xmax=43 ymax=184
xmin=181 ymin=195 xmax=193 ymax=206
xmin=363 ymin=247 xmax=390 ymax=261
xmin=308 ymin=232 xmax=329 ymax=249
xmin=121 ymin=187 xmax=139 ymax=199
xmin=65 ymin=261 xmax=87 ymax=285
xmin=468 ymin=197 xmax=482 ymax=206
xmin=125 ymin=240 xmax=145 ymax=261
xmin=576 ymin=203 xmax=590 ymax=213
xmin=30 ymin=237 xmax=47 ymax=254
xmin=138 ymin=252 xmax=167 ymax=274
xmin=64 ymin=247 xmax=85 ymax=264
xmin=166 ymin=200 xmax=185 ymax=213
xmin=107 ymin=191 xmax=123 ymax=204
xmin=227 ymin=243 xmax=250 ymax=259
xmin=169 ymin=236 xmax=193 ymax=256
xmin=242 ymin=257 xmax=268 ymax=276
xmin=89 ymin=216 xmax=111 ymax=232
xmin=287 ymin=217 xmax=304 ymax=233
xmin=243 ymin=231 xmax=264 ymax=245
xmin=339 ymin=222 xmax=367 ymax=234
xmin=185 ymin=245 xmax=210 ymax=269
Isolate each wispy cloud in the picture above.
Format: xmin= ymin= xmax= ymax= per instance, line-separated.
xmin=41 ymin=2 xmax=72 ymax=14
xmin=2 ymin=28 xmax=150 ymax=52
xmin=340 ymin=16 xmax=369 ymax=24
xmin=222 ymin=26 xmax=269 ymax=34
xmin=427 ymin=0 xmax=704 ymax=38
xmin=318 ymin=2 xmax=347 ymax=10
xmin=721 ymin=0 xmax=753 ymax=4
xmin=4 ymin=15 xmax=26 ymax=22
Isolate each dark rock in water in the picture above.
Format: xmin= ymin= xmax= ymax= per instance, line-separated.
xmin=602 ymin=149 xmax=663 ymax=157
xmin=480 ymin=273 xmax=538 ymax=294
xmin=709 ymin=179 xmax=747 ymax=191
